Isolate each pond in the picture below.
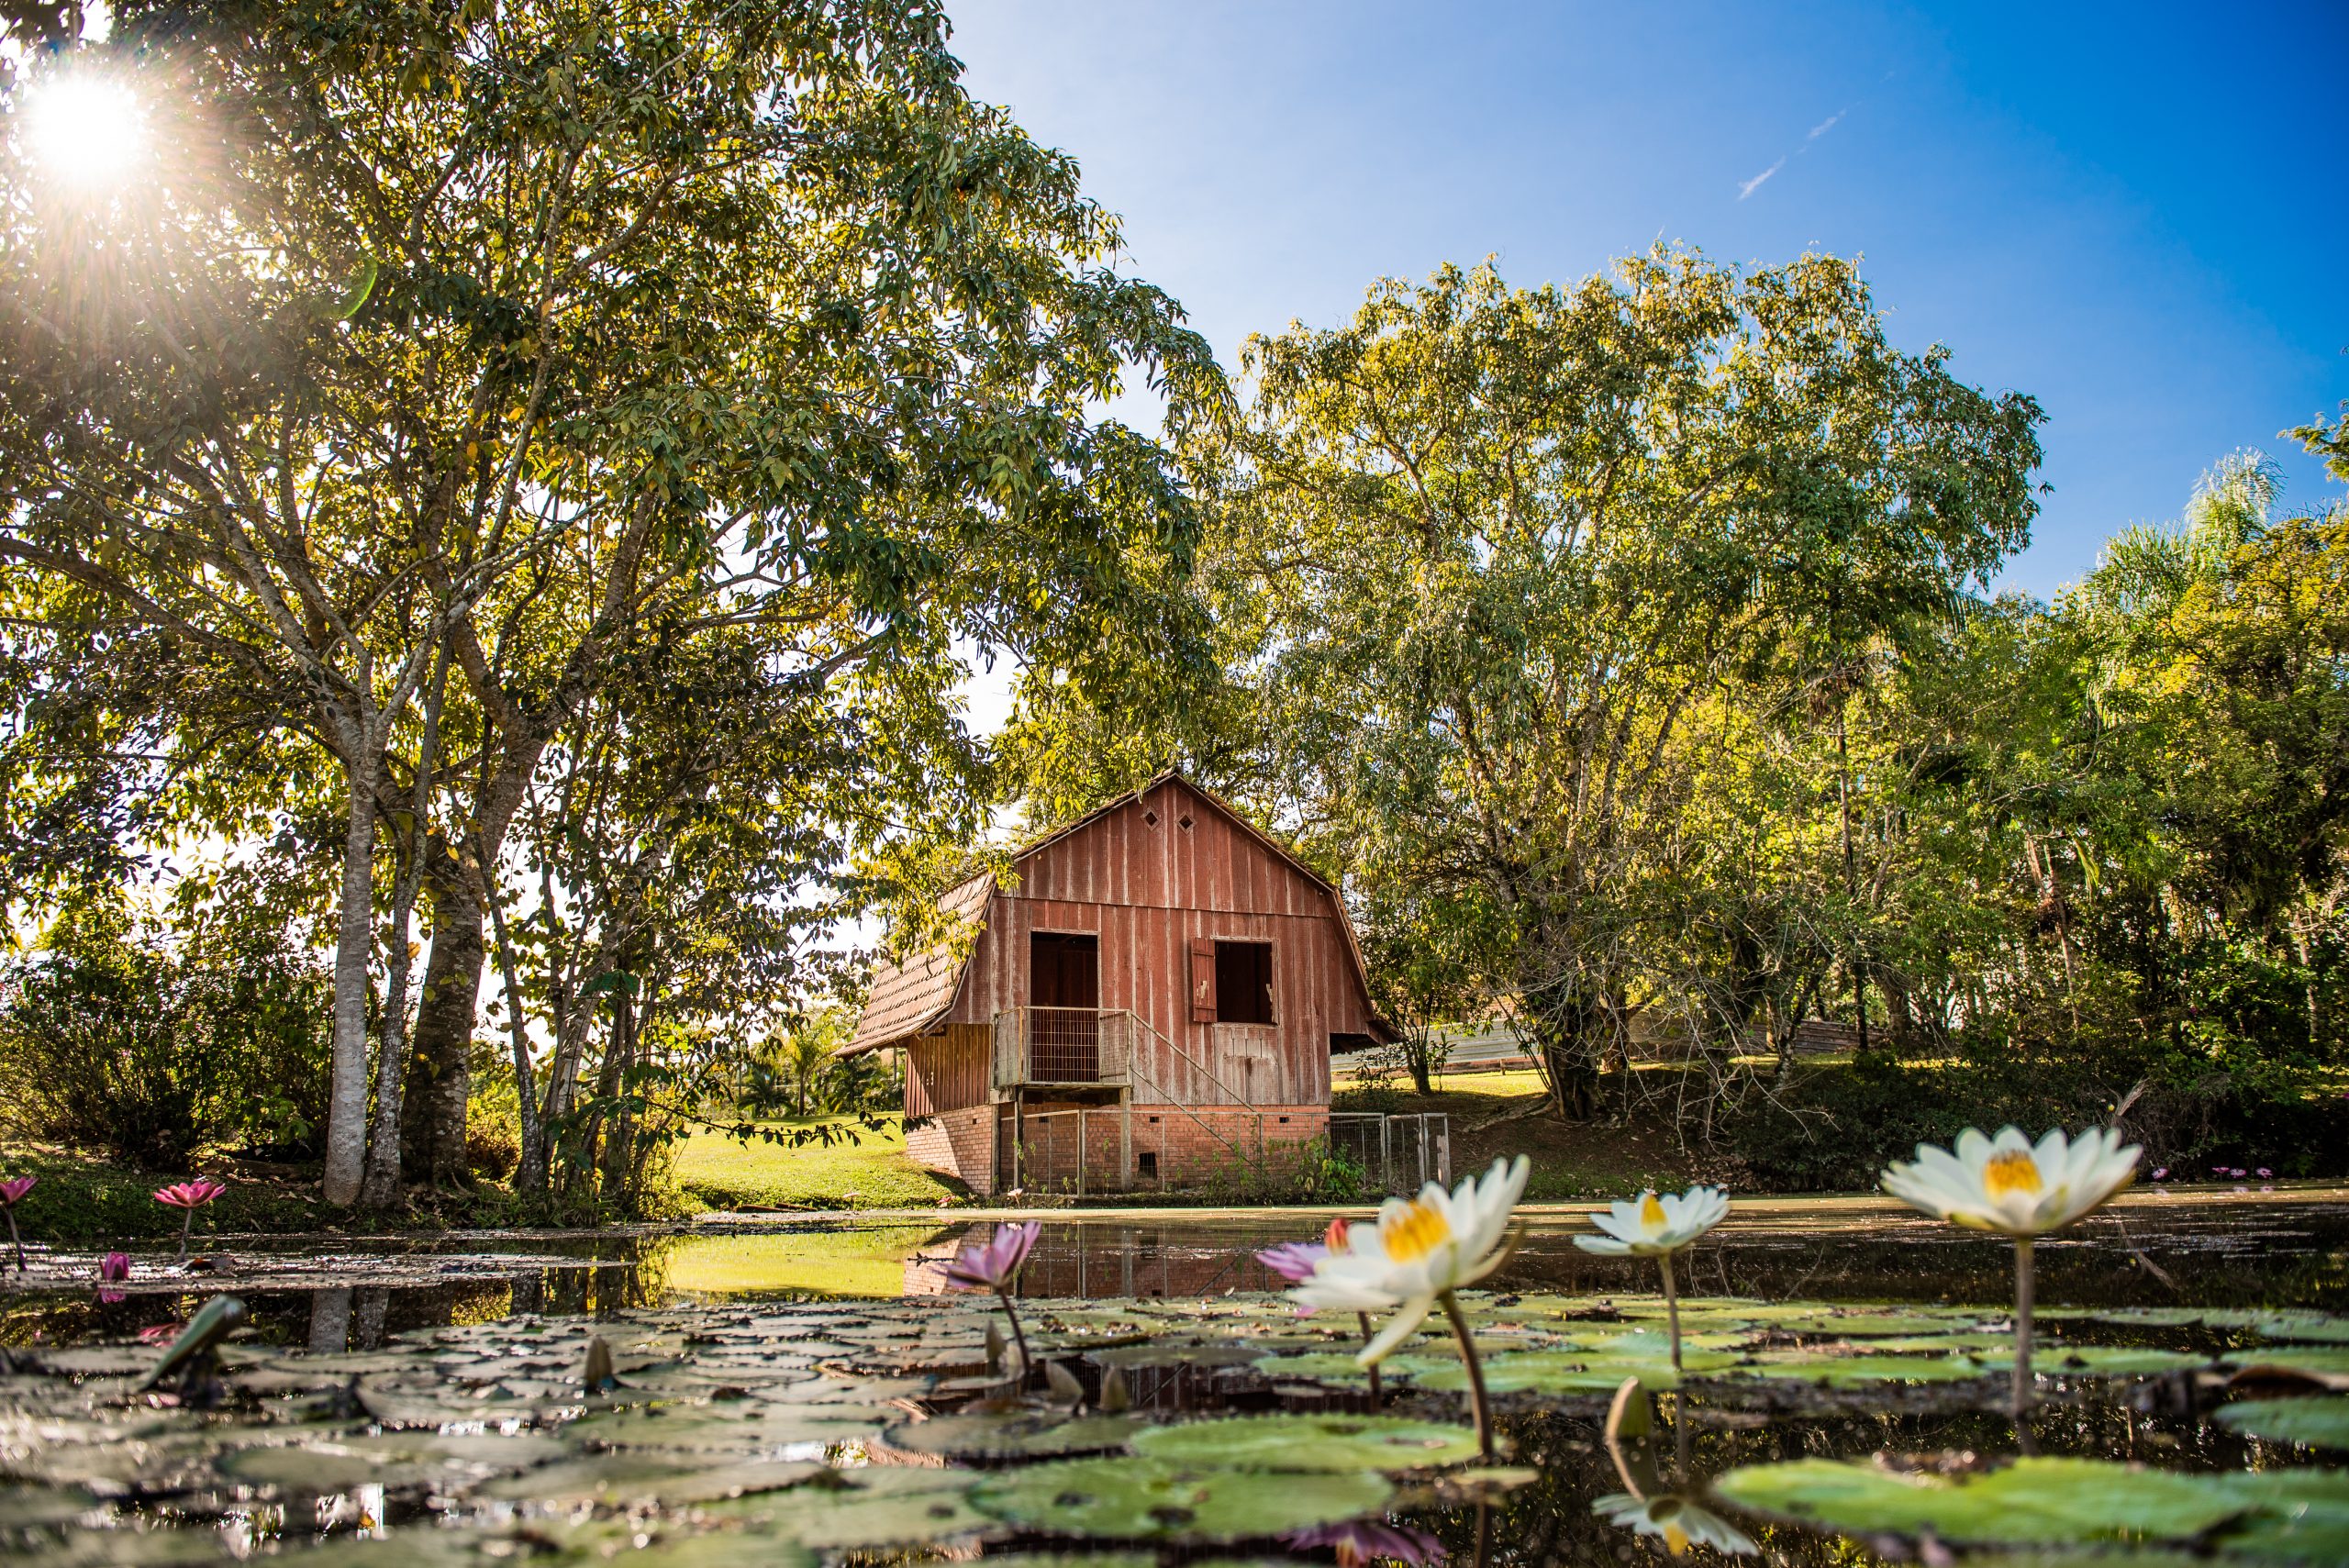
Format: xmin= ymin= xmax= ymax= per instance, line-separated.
xmin=1 ymin=1186 xmax=2344 ymax=1565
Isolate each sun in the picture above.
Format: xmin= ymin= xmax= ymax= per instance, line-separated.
xmin=20 ymin=74 xmax=148 ymax=188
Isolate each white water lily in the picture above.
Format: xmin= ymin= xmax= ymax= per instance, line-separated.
xmin=1287 ymin=1154 xmax=1530 ymax=1459
xmin=1575 ymin=1185 xmax=1730 ymax=1257
xmin=1574 ymin=1184 xmax=1731 ymax=1373
xmin=1595 ymin=1493 xmax=1756 ymax=1557
xmin=1289 ymin=1154 xmax=1531 ymax=1363
xmin=1880 ymin=1125 xmax=2140 ymax=1237
xmin=1879 ymin=1125 xmax=2141 ymax=1418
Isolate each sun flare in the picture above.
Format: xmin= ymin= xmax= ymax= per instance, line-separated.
xmin=21 ymin=74 xmax=148 ymax=187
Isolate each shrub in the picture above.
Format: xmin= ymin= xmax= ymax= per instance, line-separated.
xmin=1723 ymin=1054 xmax=2349 ymax=1192
xmin=0 ymin=894 xmax=329 ymax=1170
xmin=464 ymin=1108 xmax=521 ymax=1182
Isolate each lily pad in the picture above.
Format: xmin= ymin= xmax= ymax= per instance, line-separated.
xmin=0 ymin=1485 xmax=96 ymax=1528
xmin=2216 ymin=1397 xmax=2349 ymax=1450
xmin=1713 ymin=1457 xmax=2252 ymax=1544
xmin=710 ymin=1467 xmax=995 ymax=1548
xmin=478 ymin=1453 xmax=823 ymax=1506
xmin=218 ymin=1444 xmax=430 ymax=1494
xmin=972 ymin=1455 xmax=1391 ymax=1541
xmin=1976 ymin=1348 xmax=2213 ymax=1376
xmin=883 ymin=1411 xmax=1151 ymax=1461
xmin=2208 ymin=1470 xmax=2349 ymax=1562
xmin=570 ymin=1402 xmax=878 ymax=1455
xmin=1089 ymin=1341 xmax=1277 ymax=1371
xmin=1417 ymin=1350 xmax=1743 ymax=1394
xmin=1133 ymin=1414 xmax=1483 ymax=1472
xmin=2225 ymin=1349 xmax=2349 ymax=1379
xmin=1741 ymin=1353 xmax=1992 ymax=1386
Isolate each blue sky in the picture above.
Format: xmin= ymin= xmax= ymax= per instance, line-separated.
xmin=946 ymin=1 xmax=2349 ymax=597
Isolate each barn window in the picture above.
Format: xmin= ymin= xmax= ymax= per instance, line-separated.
xmin=1214 ymin=940 xmax=1274 ymax=1024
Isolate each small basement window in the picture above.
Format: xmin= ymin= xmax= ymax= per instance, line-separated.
xmin=1214 ymin=940 xmax=1274 ymax=1025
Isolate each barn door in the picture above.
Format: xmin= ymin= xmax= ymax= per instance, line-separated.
xmin=1029 ymin=931 xmax=1099 ymax=1079
xmin=1188 ymin=938 xmax=1217 ymax=1023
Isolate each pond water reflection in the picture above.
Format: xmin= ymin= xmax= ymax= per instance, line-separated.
xmin=0 ymin=1188 xmax=2343 ymax=1567
xmin=5 ymin=1188 xmax=2345 ymax=1355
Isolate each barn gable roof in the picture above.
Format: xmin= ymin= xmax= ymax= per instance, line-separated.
xmin=842 ymin=771 xmax=1392 ymax=1054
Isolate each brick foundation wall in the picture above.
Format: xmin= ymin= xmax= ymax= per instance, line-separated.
xmin=905 ymin=1105 xmax=997 ymax=1197
xmin=1003 ymin=1104 xmax=1330 ymax=1195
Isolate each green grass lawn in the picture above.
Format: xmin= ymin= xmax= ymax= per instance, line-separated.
xmin=669 ymin=1115 xmax=967 ymax=1212
xmin=0 ymin=1141 xmax=325 ymax=1248
xmin=653 ymin=1225 xmax=953 ymax=1296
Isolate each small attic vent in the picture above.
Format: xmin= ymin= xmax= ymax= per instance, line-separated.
xmin=1142 ymin=810 xmax=1159 ymax=827
xmin=1178 ymin=815 xmax=1195 ymax=830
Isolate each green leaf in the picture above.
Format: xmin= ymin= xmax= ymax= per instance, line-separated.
xmin=1132 ymin=1414 xmax=1483 ymax=1473
xmin=2223 ymin=1349 xmax=2349 ymax=1381
xmin=1975 ymin=1348 xmax=2212 ymax=1376
xmin=882 ymin=1412 xmax=1150 ymax=1461
xmin=971 ymin=1456 xmax=1391 ymax=1541
xmin=1713 ymin=1457 xmax=2254 ymax=1544
xmin=478 ymin=1454 xmax=823 ymax=1506
xmin=707 ymin=1468 xmax=994 ymax=1549
xmin=2216 ymin=1397 xmax=2349 ymax=1450
xmin=1740 ymin=1353 xmax=1992 ymax=1385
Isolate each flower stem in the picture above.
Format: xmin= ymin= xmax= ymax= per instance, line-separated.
xmin=178 ymin=1207 xmax=193 ymax=1263
xmin=1659 ymin=1251 xmax=1684 ymax=1374
xmin=1440 ymin=1289 xmax=1496 ymax=1462
xmin=1356 ymin=1311 xmax=1385 ymax=1407
xmin=2011 ymin=1238 xmax=2035 ymax=1418
xmin=5 ymin=1209 xmax=20 ymax=1273
xmin=996 ymin=1287 xmax=1033 ymax=1382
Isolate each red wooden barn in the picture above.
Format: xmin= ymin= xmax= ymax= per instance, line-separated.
xmin=841 ymin=773 xmax=1396 ymax=1195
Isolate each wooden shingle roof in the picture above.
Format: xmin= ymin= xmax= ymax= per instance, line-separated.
xmin=840 ymin=770 xmax=1395 ymax=1054
xmin=842 ymin=872 xmax=993 ymax=1054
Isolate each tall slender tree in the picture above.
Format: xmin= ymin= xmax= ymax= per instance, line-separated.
xmin=3 ymin=0 xmax=1217 ymax=1200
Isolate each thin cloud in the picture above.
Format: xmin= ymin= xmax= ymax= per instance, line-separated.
xmin=1737 ymin=105 xmax=1853 ymax=201
xmin=1737 ymin=158 xmax=1787 ymax=200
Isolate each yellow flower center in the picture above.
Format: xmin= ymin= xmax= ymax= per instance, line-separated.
xmin=1640 ymin=1192 xmax=1667 ymax=1231
xmin=1381 ymin=1198 xmax=1453 ymax=1263
xmin=1663 ymin=1522 xmax=1690 ymax=1554
xmin=1984 ymin=1150 xmax=2043 ymax=1199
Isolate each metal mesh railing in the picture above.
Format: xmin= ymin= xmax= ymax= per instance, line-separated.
xmin=1026 ymin=1006 xmax=1100 ymax=1082
xmin=1328 ymin=1112 xmax=1451 ymax=1196
xmin=998 ymin=1107 xmax=1447 ymax=1197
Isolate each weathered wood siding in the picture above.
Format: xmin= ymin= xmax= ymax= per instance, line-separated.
xmin=906 ymin=1022 xmax=991 ymax=1117
xmin=941 ymin=780 xmax=1378 ymax=1109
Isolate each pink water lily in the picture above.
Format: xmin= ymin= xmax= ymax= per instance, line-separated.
xmin=97 ymin=1251 xmax=130 ymax=1304
xmin=153 ymin=1179 xmax=227 ymax=1261
xmin=944 ymin=1221 xmax=1041 ymax=1379
xmin=0 ymin=1174 xmax=33 ymax=1272
xmin=1282 ymin=1518 xmax=1445 ymax=1567
xmin=1259 ymin=1218 xmax=1386 ymax=1404
xmin=943 ymin=1219 xmax=1040 ymax=1292
xmin=1256 ymin=1216 xmax=1351 ymax=1284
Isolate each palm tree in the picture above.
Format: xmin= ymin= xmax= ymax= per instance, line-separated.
xmin=779 ymin=1030 xmax=833 ymax=1119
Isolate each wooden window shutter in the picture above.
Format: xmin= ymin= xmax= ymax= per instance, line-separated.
xmin=1188 ymin=939 xmax=1217 ymax=1023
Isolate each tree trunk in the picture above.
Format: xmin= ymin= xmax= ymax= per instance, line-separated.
xmin=1406 ymin=1029 xmax=1435 ymax=1095
xmin=362 ymin=650 xmax=447 ymax=1210
xmin=323 ymin=756 xmax=381 ymax=1207
xmin=402 ymin=864 xmax=484 ymax=1188
xmin=488 ymin=890 xmax=546 ymax=1195
xmin=358 ymin=844 xmax=421 ymax=1210
xmin=600 ymin=989 xmax=638 ymax=1209
xmin=400 ymin=701 xmax=549 ymax=1187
